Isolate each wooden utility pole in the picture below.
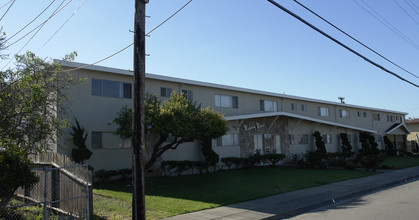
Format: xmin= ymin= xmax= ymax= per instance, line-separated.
xmin=132 ymin=0 xmax=146 ymax=219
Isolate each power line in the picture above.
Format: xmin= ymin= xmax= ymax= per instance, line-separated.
xmin=0 ymin=0 xmax=13 ymax=10
xmin=393 ymin=0 xmax=419 ymax=27
xmin=353 ymin=0 xmax=419 ymax=51
xmin=4 ymin=0 xmax=69 ymax=50
xmin=408 ymin=0 xmax=419 ymax=11
xmin=63 ymin=0 xmax=194 ymax=73
xmin=2 ymin=0 xmax=69 ymax=70
xmin=266 ymin=0 xmax=419 ymax=88
xmin=404 ymin=0 xmax=419 ymax=15
xmin=38 ymin=0 xmax=87 ymax=51
xmin=292 ymin=0 xmax=419 ymax=79
xmin=7 ymin=0 xmax=57 ymax=41
xmin=0 ymin=0 xmax=16 ymax=22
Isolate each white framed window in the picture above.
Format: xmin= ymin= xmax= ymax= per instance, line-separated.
xmin=92 ymin=79 xmax=132 ymax=99
xmin=339 ymin=110 xmax=350 ymax=118
xmin=297 ymin=134 xmax=309 ymax=144
xmin=260 ymin=100 xmax=278 ymax=112
xmin=181 ymin=89 xmax=193 ymax=99
xmin=373 ymin=113 xmax=380 ymax=121
xmin=217 ymin=134 xmax=239 ymax=146
xmin=160 ymin=87 xmax=173 ymax=97
xmin=254 ymin=134 xmax=281 ymax=154
xmin=291 ymin=103 xmax=297 ymax=111
xmin=387 ymin=115 xmax=395 ymax=122
xmin=289 ymin=134 xmax=295 ymax=145
xmin=301 ymin=104 xmax=307 ymax=112
xmin=319 ymin=107 xmax=330 ymax=117
xmin=215 ymin=94 xmax=238 ymax=108
xmin=323 ymin=134 xmax=332 ymax=144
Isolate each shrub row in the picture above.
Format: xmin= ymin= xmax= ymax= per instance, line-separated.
xmin=220 ymin=153 xmax=286 ymax=170
xmin=94 ymin=168 xmax=132 ymax=183
xmin=160 ymin=160 xmax=211 ymax=176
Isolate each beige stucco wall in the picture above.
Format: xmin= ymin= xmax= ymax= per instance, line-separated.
xmin=58 ymin=66 xmax=408 ymax=171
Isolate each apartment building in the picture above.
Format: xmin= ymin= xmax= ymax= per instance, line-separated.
xmin=56 ymin=61 xmax=409 ymax=171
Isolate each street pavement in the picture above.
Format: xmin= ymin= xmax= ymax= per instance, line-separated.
xmin=162 ymin=166 xmax=419 ymax=220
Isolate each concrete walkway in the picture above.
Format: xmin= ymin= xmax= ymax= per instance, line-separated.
xmin=163 ymin=166 xmax=419 ymax=220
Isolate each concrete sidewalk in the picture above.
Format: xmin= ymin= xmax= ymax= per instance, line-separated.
xmin=163 ymin=166 xmax=419 ymax=220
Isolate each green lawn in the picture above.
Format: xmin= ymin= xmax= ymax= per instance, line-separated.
xmin=379 ymin=156 xmax=419 ymax=169
xmin=93 ymin=167 xmax=375 ymax=219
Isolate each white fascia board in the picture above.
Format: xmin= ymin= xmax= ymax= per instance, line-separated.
xmin=224 ymin=112 xmax=377 ymax=133
xmin=57 ymin=60 xmax=407 ymax=115
xmin=385 ymin=123 xmax=411 ymax=135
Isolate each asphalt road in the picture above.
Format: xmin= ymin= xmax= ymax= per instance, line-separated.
xmin=284 ymin=180 xmax=419 ymax=220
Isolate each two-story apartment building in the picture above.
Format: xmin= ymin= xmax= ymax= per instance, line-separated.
xmin=56 ymin=61 xmax=409 ymax=171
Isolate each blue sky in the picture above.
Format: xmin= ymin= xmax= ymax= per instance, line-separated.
xmin=1 ymin=0 xmax=418 ymax=118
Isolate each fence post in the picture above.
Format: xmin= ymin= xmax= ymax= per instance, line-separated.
xmin=43 ymin=166 xmax=48 ymax=220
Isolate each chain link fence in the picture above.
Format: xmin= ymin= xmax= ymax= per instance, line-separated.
xmin=1 ymin=159 xmax=92 ymax=219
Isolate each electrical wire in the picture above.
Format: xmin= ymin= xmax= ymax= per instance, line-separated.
xmin=404 ymin=0 xmax=419 ymax=15
xmin=38 ymin=0 xmax=87 ymax=51
xmin=392 ymin=0 xmax=419 ymax=27
xmin=62 ymin=0 xmax=194 ymax=73
xmin=353 ymin=0 xmax=419 ymax=51
xmin=292 ymin=0 xmax=419 ymax=79
xmin=7 ymin=0 xmax=56 ymax=41
xmin=1 ymin=0 xmax=69 ymax=71
xmin=408 ymin=0 xmax=419 ymax=11
xmin=4 ymin=0 xmax=70 ymax=50
xmin=0 ymin=0 xmax=16 ymax=22
xmin=266 ymin=0 xmax=418 ymax=88
xmin=0 ymin=0 xmax=13 ymax=10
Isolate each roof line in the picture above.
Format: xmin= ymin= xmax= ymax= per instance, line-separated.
xmin=385 ymin=123 xmax=411 ymax=134
xmin=224 ymin=111 xmax=377 ymax=133
xmin=56 ymin=60 xmax=408 ymax=115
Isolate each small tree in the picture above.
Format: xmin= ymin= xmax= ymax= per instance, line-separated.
xmin=313 ymin=131 xmax=326 ymax=153
xmin=383 ymin=136 xmax=396 ymax=156
xmin=358 ymin=132 xmax=381 ymax=171
xmin=340 ymin=133 xmax=353 ymax=157
xmin=70 ymin=118 xmax=92 ymax=164
xmin=114 ymin=92 xmax=228 ymax=170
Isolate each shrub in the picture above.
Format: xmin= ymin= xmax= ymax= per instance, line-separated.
xmin=383 ymin=136 xmax=396 ymax=156
xmin=262 ymin=153 xmax=286 ymax=167
xmin=357 ymin=132 xmax=382 ymax=171
xmin=118 ymin=168 xmax=132 ymax=180
xmin=70 ymin=119 xmax=93 ymax=164
xmin=221 ymin=157 xmax=236 ymax=170
xmin=0 ymin=147 xmax=39 ymax=208
xmin=94 ymin=169 xmax=118 ymax=183
xmin=201 ymin=138 xmax=219 ymax=169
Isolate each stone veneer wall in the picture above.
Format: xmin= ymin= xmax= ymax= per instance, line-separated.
xmin=239 ymin=116 xmax=289 ymax=158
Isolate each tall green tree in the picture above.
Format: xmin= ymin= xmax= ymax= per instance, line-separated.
xmin=70 ymin=118 xmax=93 ymax=164
xmin=114 ymin=92 xmax=228 ymax=169
xmin=0 ymin=49 xmax=80 ymax=208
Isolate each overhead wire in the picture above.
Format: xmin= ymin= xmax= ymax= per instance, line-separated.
xmin=408 ymin=0 xmax=419 ymax=11
xmin=353 ymin=0 xmax=419 ymax=51
xmin=38 ymin=0 xmax=87 ymax=51
xmin=62 ymin=0 xmax=194 ymax=73
xmin=292 ymin=0 xmax=419 ymax=79
xmin=7 ymin=0 xmax=57 ymax=41
xmin=1 ymin=0 xmax=69 ymax=70
xmin=0 ymin=0 xmax=13 ymax=10
xmin=404 ymin=0 xmax=419 ymax=15
xmin=392 ymin=0 xmax=419 ymax=27
xmin=266 ymin=0 xmax=418 ymax=88
xmin=0 ymin=0 xmax=16 ymax=22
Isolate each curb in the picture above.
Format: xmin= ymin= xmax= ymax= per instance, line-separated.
xmin=266 ymin=174 xmax=419 ymax=219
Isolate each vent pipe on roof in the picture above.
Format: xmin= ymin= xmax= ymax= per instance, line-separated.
xmin=338 ymin=97 xmax=345 ymax=104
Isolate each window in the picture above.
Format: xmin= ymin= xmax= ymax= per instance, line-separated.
xmin=297 ymin=134 xmax=309 ymax=144
xmin=160 ymin=87 xmax=173 ymax=97
xmin=92 ymin=79 xmax=132 ymax=98
xmin=254 ymin=134 xmax=281 ymax=154
xmin=301 ymin=104 xmax=307 ymax=112
xmin=363 ymin=112 xmax=367 ymax=117
xmin=91 ymin=131 xmax=131 ymax=149
xmin=319 ymin=107 xmax=330 ymax=117
xmin=216 ymin=134 xmax=239 ymax=146
xmin=92 ymin=132 xmax=102 ymax=149
xmin=373 ymin=113 xmax=380 ymax=121
xmin=357 ymin=111 xmax=361 ymax=117
xmin=260 ymin=100 xmax=278 ymax=112
xmin=181 ymin=89 xmax=193 ymax=99
xmin=339 ymin=110 xmax=350 ymax=118
xmin=291 ymin=103 xmax=297 ymax=111
xmin=215 ymin=94 xmax=238 ymax=108
xmin=289 ymin=134 xmax=295 ymax=145
xmin=322 ymin=134 xmax=332 ymax=144
xmin=387 ymin=115 xmax=395 ymax=122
